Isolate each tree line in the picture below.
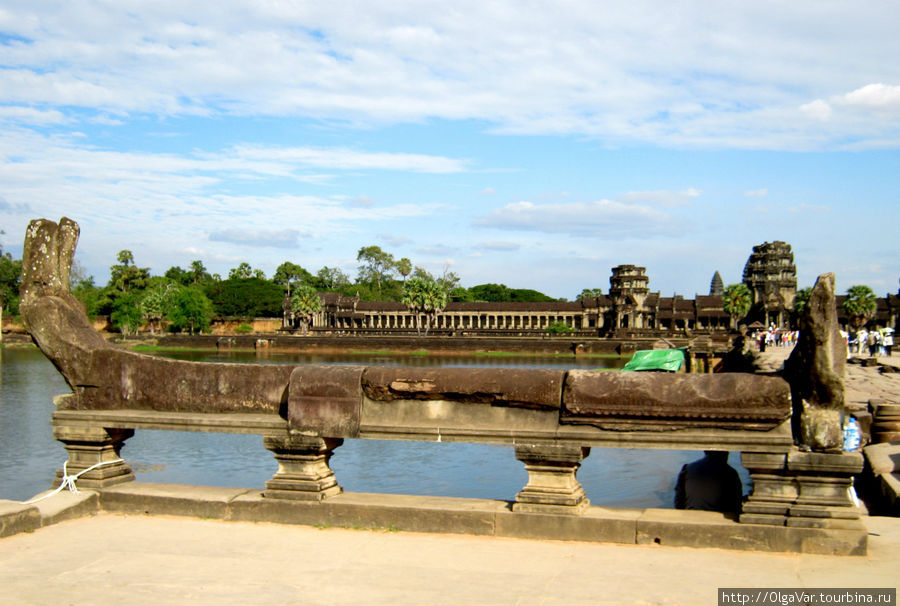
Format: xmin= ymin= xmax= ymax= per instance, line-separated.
xmin=0 ymin=242 xmax=573 ymax=336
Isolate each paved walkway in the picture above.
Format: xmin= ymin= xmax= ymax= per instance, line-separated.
xmin=1 ymin=513 xmax=897 ymax=606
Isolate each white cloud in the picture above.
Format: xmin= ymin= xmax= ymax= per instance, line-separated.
xmin=838 ymin=83 xmax=900 ymax=114
xmin=618 ymin=188 xmax=700 ymax=207
xmin=799 ymin=100 xmax=833 ymax=121
xmin=209 ymin=228 xmax=301 ymax=248
xmin=1 ymin=3 xmax=898 ymax=149
xmin=476 ymin=241 xmax=521 ymax=251
xmin=0 ymin=105 xmax=67 ymax=125
xmin=474 ymin=199 xmax=676 ymax=237
xmin=744 ymin=188 xmax=768 ymax=197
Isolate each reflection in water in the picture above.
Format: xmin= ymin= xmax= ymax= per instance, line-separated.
xmin=0 ymin=348 xmax=748 ymax=505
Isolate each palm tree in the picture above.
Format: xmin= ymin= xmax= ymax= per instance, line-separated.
xmin=722 ymin=283 xmax=752 ymax=329
xmin=401 ymin=277 xmax=448 ymax=336
xmin=291 ymin=284 xmax=322 ymax=335
xmin=842 ymin=285 xmax=877 ymax=328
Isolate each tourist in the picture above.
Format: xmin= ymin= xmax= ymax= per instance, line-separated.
xmin=868 ymin=329 xmax=879 ymax=357
xmin=884 ymin=329 xmax=894 ymax=356
xmin=857 ymin=328 xmax=868 ymax=355
xmin=674 ymin=450 xmax=743 ymax=515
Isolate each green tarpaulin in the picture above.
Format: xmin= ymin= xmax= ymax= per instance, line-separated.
xmin=622 ymin=349 xmax=685 ymax=372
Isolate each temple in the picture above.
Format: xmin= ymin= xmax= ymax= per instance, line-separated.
xmin=293 ymin=241 xmax=899 ymax=336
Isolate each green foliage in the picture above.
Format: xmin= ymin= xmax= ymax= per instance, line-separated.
xmin=0 ymin=249 xmax=22 ymax=316
xmin=509 ymin=288 xmax=555 ymax=303
xmin=469 ymin=283 xmax=511 ymax=302
xmin=722 ymin=283 xmax=752 ymax=327
xmin=401 ymin=277 xmax=448 ymax=336
xmin=234 ymin=322 xmax=254 ymax=334
xmin=793 ymin=287 xmax=813 ymax=314
xmin=576 ymin=288 xmax=603 ymax=301
xmin=314 ymin=266 xmax=351 ymax=290
xmin=842 ymin=285 xmax=877 ymax=328
xmin=469 ymin=283 xmax=555 ymax=303
xmin=108 ymin=250 xmax=150 ymax=293
xmin=396 ymin=257 xmax=412 ymax=281
xmin=168 ymin=286 xmax=214 ymax=335
xmin=274 ymin=261 xmax=313 ymax=295
xmin=164 ymin=266 xmax=192 ymax=285
xmin=140 ymin=280 xmax=179 ymax=334
xmin=205 ymin=277 xmax=284 ymax=317
xmin=110 ymin=291 xmax=143 ymax=335
xmin=449 ymin=286 xmax=473 ymax=302
xmin=72 ymin=276 xmax=101 ymax=317
xmin=228 ymin=262 xmax=255 ymax=280
xmin=546 ymin=321 xmax=573 ymax=334
xmin=291 ymin=284 xmax=322 ymax=334
xmin=356 ymin=245 xmax=396 ymax=295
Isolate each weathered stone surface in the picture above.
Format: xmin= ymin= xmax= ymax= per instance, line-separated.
xmin=784 ymin=273 xmax=845 ymax=451
xmin=361 ymin=366 xmax=565 ymax=409
xmin=20 ymin=218 xmax=293 ymax=415
xmin=288 ymin=366 xmax=364 ymax=437
xmin=562 ymin=370 xmax=791 ymax=430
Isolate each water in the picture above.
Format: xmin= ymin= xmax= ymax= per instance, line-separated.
xmin=0 ymin=347 xmax=749 ymax=506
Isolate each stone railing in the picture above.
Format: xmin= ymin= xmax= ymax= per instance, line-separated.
xmin=19 ymin=218 xmax=867 ymax=554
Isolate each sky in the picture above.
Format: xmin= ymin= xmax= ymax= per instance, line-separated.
xmin=1 ymin=2 xmax=898 ymax=300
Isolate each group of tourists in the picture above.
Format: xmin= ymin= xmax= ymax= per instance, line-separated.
xmin=849 ymin=327 xmax=894 ymax=357
xmin=753 ymin=326 xmax=799 ymax=351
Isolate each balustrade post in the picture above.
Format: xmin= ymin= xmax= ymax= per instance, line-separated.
xmin=740 ymin=450 xmax=863 ymax=527
xmin=512 ymin=443 xmax=590 ymax=514
xmin=52 ymin=424 xmax=135 ymax=489
xmin=263 ymin=433 xmax=343 ymax=501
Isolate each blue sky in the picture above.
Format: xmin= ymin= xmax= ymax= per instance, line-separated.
xmin=1 ymin=2 xmax=898 ymax=300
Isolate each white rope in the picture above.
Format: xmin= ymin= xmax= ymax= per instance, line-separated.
xmin=23 ymin=458 xmax=125 ymax=505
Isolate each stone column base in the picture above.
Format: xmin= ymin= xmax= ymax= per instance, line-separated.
xmin=741 ymin=450 xmax=863 ymax=528
xmin=52 ymin=425 xmax=135 ymax=489
xmin=263 ymin=434 xmax=343 ymax=501
xmin=512 ymin=444 xmax=590 ymax=515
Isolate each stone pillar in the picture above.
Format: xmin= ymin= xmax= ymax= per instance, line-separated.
xmin=741 ymin=450 xmax=863 ymax=527
xmin=52 ymin=424 xmax=135 ymax=489
xmin=512 ymin=444 xmax=591 ymax=514
xmin=263 ymin=433 xmax=343 ymax=501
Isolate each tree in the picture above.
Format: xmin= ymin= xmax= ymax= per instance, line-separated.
xmin=315 ymin=266 xmax=350 ymax=290
xmin=291 ymin=284 xmax=322 ymax=335
xmin=356 ymin=245 xmax=395 ymax=295
xmin=228 ymin=262 xmax=254 ymax=280
xmin=0 ymin=243 xmax=22 ymax=344
xmin=110 ymin=292 xmax=143 ymax=335
xmin=205 ymin=277 xmax=284 ymax=318
xmin=189 ymin=260 xmax=211 ymax=285
xmin=722 ymin=283 xmax=752 ymax=329
xmin=576 ymin=288 xmax=603 ymax=301
xmin=401 ymin=277 xmax=448 ymax=336
xmin=396 ymin=257 xmax=412 ymax=282
xmin=469 ymin=283 xmax=511 ymax=302
xmin=793 ymin=287 xmax=813 ymax=314
xmin=108 ymin=250 xmax=150 ymax=293
xmin=274 ymin=261 xmax=312 ymax=297
xmin=842 ymin=285 xmax=877 ymax=328
xmin=164 ymin=266 xmax=191 ymax=285
xmin=140 ymin=280 xmax=179 ymax=335
xmin=168 ymin=286 xmax=214 ymax=335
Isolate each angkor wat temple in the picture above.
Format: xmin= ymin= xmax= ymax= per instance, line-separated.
xmin=300 ymin=241 xmax=899 ymax=336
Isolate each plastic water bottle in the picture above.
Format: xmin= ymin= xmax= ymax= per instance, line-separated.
xmin=842 ymin=418 xmax=861 ymax=452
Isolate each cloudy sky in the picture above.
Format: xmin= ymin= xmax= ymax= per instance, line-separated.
xmin=1 ymin=2 xmax=898 ymax=299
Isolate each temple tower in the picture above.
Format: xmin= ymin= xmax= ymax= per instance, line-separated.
xmin=609 ymin=265 xmax=650 ymax=329
xmin=709 ymin=271 xmax=724 ymax=296
xmin=742 ymin=241 xmax=797 ymax=327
